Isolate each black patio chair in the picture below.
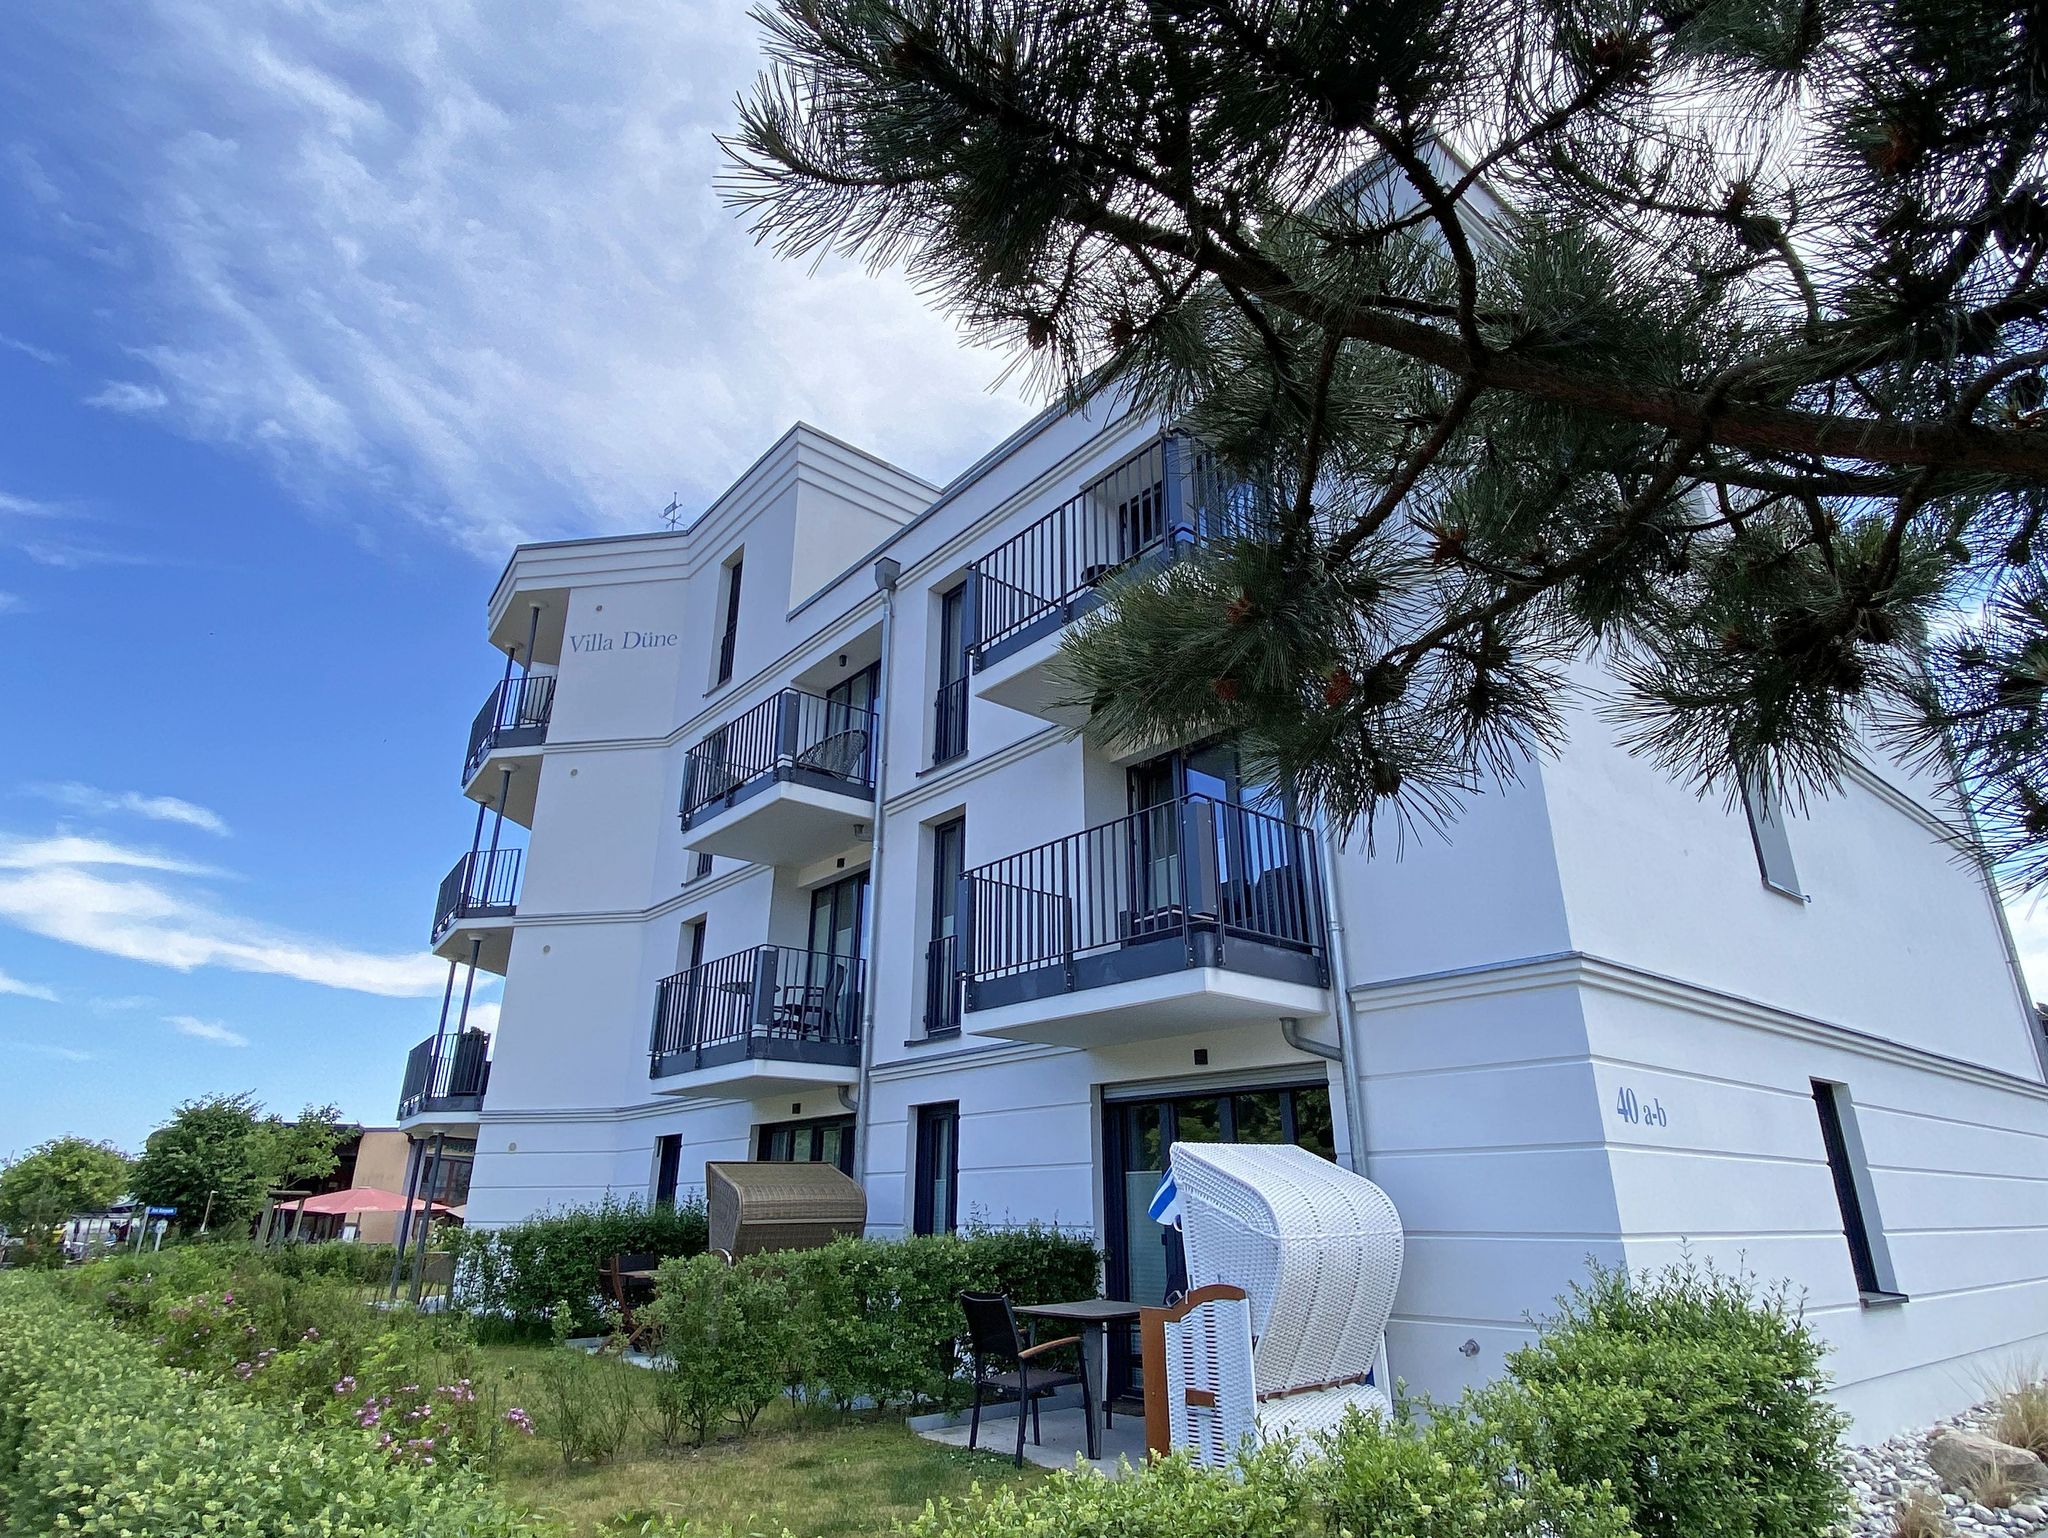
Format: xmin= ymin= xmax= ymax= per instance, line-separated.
xmin=958 ymin=1291 xmax=1094 ymax=1466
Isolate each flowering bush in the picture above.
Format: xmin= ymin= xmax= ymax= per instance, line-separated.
xmin=0 ymin=1275 xmax=528 ymax=1537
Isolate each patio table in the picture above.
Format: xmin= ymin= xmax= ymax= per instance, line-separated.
xmin=1014 ymin=1298 xmax=1142 ymax=1461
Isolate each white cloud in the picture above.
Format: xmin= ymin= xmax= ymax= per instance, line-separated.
xmin=0 ymin=490 xmax=67 ymax=518
xmin=0 ymin=968 xmax=58 ymax=1002
xmin=0 ymin=333 xmax=64 ymax=367
xmin=0 ymin=593 xmax=22 ymax=616
xmin=8 ymin=3 xmax=1033 ymax=557
xmin=167 ymin=1014 xmax=249 ymax=1047
xmin=30 ymin=783 xmax=230 ymax=837
xmin=459 ymin=999 xmax=499 ymax=1036
xmin=6 ymin=1040 xmax=91 ymax=1064
xmin=83 ymin=380 xmax=169 ymax=414
xmin=0 ymin=830 xmax=446 ymax=997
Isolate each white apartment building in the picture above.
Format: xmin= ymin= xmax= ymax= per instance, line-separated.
xmin=393 ymin=400 xmax=2048 ymax=1437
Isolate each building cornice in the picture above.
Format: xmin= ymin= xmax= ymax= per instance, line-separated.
xmin=1351 ymin=949 xmax=2048 ymax=1102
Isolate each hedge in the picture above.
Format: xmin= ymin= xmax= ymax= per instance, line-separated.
xmin=446 ymin=1194 xmax=709 ymax=1337
xmin=647 ymin=1224 xmax=1100 ymax=1425
xmin=0 ymin=1277 xmax=527 ymax=1537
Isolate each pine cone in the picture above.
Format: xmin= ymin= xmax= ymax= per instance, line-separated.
xmin=1324 ymin=668 xmax=1355 ymax=707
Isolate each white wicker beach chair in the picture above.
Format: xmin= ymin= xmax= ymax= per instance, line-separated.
xmin=1142 ymin=1142 xmax=1403 ymax=1467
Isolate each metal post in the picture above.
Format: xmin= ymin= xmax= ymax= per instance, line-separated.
xmin=408 ymin=1134 xmax=444 ymax=1307
xmin=387 ymin=1138 xmax=425 ymax=1300
xmin=522 ymin=603 xmax=541 ymax=678
xmin=453 ymin=938 xmax=482 ymax=1042
xmin=954 ymin=872 xmax=976 ymax=1013
xmin=850 ymin=559 xmax=899 ymax=1193
xmin=484 ymin=768 xmax=511 ymax=870
xmin=428 ymin=955 xmax=460 ymax=1062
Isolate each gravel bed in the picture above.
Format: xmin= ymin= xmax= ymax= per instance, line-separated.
xmin=1844 ymin=1401 xmax=2046 ymax=1538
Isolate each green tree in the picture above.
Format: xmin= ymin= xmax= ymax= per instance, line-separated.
xmin=728 ymin=0 xmax=2048 ymax=878
xmin=0 ymin=1137 xmax=130 ymax=1234
xmin=128 ymin=1094 xmax=344 ymax=1236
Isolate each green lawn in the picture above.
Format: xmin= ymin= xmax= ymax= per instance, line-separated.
xmin=478 ymin=1345 xmax=1043 ymax=1537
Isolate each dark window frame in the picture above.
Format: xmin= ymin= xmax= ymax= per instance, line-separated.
xmin=714 ymin=556 xmax=744 ymax=688
xmin=1812 ymin=1079 xmax=1905 ymax=1304
xmin=933 ymin=583 xmax=969 ymax=765
xmin=653 ymin=1135 xmax=683 ymax=1208
xmin=912 ymin=1101 xmax=960 ymax=1235
xmin=754 ymin=1113 xmax=857 ymax=1176
xmin=924 ymin=816 xmax=965 ymax=1037
xmin=1742 ymin=774 xmax=1805 ymax=900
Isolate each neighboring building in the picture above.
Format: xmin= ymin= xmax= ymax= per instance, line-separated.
xmin=293 ymin=1126 xmax=445 ymax=1244
xmin=396 ymin=404 xmax=2048 ymax=1438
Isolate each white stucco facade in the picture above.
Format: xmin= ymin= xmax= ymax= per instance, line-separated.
xmin=402 ymin=407 xmax=2048 ymax=1439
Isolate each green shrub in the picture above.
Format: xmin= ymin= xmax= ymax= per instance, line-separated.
xmin=1307 ymin=1402 xmax=1630 ymax=1538
xmin=445 ymin=1194 xmax=708 ymax=1336
xmin=0 ymin=1275 xmax=528 ymax=1536
xmin=908 ymin=1442 xmax=1306 ymax=1538
xmin=646 ymin=1252 xmax=794 ymax=1443
xmin=673 ymin=1224 xmax=1095 ymax=1415
xmin=1494 ymin=1258 xmax=1850 ymax=1538
xmin=529 ymin=1305 xmax=642 ymax=1465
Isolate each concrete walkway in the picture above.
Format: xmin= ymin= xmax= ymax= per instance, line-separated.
xmin=915 ymin=1404 xmax=1148 ymax=1475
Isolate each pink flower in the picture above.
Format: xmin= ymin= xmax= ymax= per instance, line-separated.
xmin=334 ymin=1376 xmax=356 ymax=1394
xmin=233 ymin=1362 xmax=254 ymax=1380
xmin=302 ymin=1327 xmax=320 ymax=1341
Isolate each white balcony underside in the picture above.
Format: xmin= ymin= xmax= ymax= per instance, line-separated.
xmin=965 ymin=968 xmax=1332 ymax=1047
xmin=649 ymin=1056 xmax=860 ymax=1099
xmin=681 ymin=780 xmax=873 ymax=865
xmin=432 ymin=920 xmax=514 ymax=974
xmin=971 ymin=628 xmax=1093 ymax=728
xmin=462 ymin=747 xmax=542 ymax=826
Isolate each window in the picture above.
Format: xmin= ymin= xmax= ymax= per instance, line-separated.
xmin=424 ymin=1138 xmax=477 ymax=1207
xmin=756 ymin=1114 xmax=856 ymax=1176
xmin=714 ymin=556 xmax=744 ymax=687
xmin=1812 ymin=1080 xmax=1903 ymax=1302
xmin=925 ymin=817 xmax=964 ymax=1036
xmin=653 ymin=1135 xmax=683 ymax=1208
xmin=913 ymin=1102 xmax=960 ymax=1235
xmin=681 ymin=918 xmax=706 ymax=972
xmin=689 ymin=851 xmax=714 ymax=883
xmin=933 ymin=584 xmax=969 ymax=764
xmin=1742 ymin=774 xmax=1804 ymax=899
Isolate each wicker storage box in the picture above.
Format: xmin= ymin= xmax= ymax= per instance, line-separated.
xmin=706 ymin=1160 xmax=867 ymax=1257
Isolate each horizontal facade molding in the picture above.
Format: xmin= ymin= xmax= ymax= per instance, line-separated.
xmin=1352 ymin=949 xmax=2048 ymax=1102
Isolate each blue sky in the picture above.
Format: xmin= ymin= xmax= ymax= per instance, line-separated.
xmin=0 ymin=1 xmax=1032 ymax=1158
xmin=3 ymin=6 xmax=2046 ymax=1163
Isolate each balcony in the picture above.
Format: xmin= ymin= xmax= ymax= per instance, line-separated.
xmin=966 ymin=436 xmax=1252 ymax=727
xmin=957 ymin=795 xmax=1330 ymax=1045
xmin=649 ymin=945 xmax=863 ymax=1096
xmin=679 ymin=689 xmax=877 ymax=865
xmin=462 ymin=674 xmax=554 ymax=820
xmin=397 ymin=1028 xmax=491 ymax=1126
xmin=430 ymin=847 xmax=521 ymax=971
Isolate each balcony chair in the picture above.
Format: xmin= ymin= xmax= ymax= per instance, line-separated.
xmin=958 ymin=1291 xmax=1095 ymax=1467
xmin=792 ymin=728 xmax=869 ymax=783
xmin=1142 ymin=1143 xmax=1403 ymax=1469
xmin=772 ymin=961 xmax=847 ymax=1040
xmin=603 ymin=1251 xmax=660 ymax=1350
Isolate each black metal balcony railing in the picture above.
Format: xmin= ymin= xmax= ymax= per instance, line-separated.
xmin=923 ymin=934 xmax=962 ymax=1036
xmin=463 ymin=674 xmax=555 ymax=784
xmin=431 ymin=847 xmax=522 ymax=940
xmin=680 ymin=689 xmax=878 ymax=827
xmin=932 ymin=676 xmax=968 ymax=765
xmin=958 ymin=795 xmax=1328 ymax=1012
xmin=398 ymin=1028 xmax=492 ymax=1120
xmin=964 ymin=436 xmax=1258 ymax=671
xmin=649 ymin=945 xmax=864 ymax=1077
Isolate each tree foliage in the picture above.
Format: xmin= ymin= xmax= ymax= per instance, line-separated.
xmin=0 ymin=1136 xmax=130 ymax=1233
xmin=727 ymin=0 xmax=2048 ymax=878
xmin=128 ymin=1094 xmax=347 ymax=1235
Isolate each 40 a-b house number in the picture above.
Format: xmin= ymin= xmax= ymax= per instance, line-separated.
xmin=1615 ymin=1087 xmax=1669 ymax=1128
